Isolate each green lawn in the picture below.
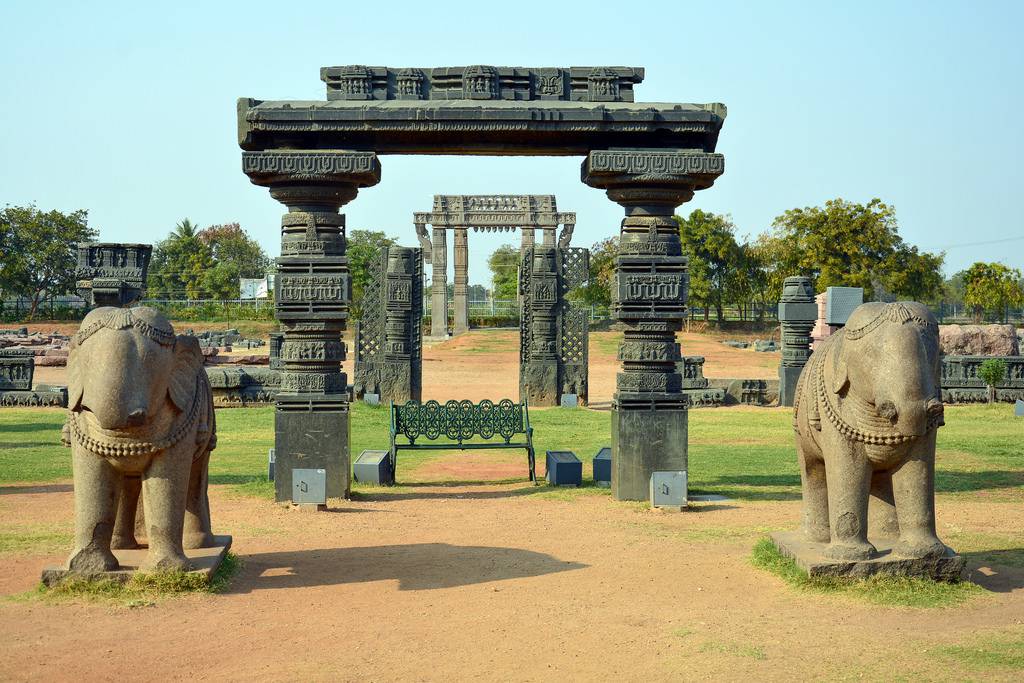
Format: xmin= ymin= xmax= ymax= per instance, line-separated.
xmin=1 ymin=404 xmax=1020 ymax=505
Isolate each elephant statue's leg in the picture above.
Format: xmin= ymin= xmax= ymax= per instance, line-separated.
xmin=892 ymin=433 xmax=946 ymax=559
xmin=112 ymin=475 xmax=142 ymax=550
xmin=868 ymin=469 xmax=900 ymax=540
xmin=67 ymin=448 xmax=119 ymax=572
xmin=823 ymin=441 xmax=876 ymax=561
xmin=183 ymin=449 xmax=215 ymax=549
xmin=798 ymin=444 xmax=830 ymax=543
xmin=140 ymin=449 xmax=192 ymax=572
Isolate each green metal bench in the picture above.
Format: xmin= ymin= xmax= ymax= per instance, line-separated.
xmin=389 ymin=399 xmax=537 ymax=484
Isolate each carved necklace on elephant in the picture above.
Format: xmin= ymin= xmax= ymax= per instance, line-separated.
xmin=68 ymin=380 xmax=203 ymax=457
xmin=812 ymin=340 xmax=941 ymax=446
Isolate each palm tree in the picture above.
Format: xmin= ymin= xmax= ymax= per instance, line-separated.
xmin=172 ymin=218 xmax=198 ymax=240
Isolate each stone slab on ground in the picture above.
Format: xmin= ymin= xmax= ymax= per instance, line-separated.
xmin=40 ymin=535 xmax=233 ymax=587
xmin=770 ymin=531 xmax=964 ymax=581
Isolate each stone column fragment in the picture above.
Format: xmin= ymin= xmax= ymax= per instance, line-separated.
xmin=777 ymin=276 xmax=816 ymax=407
xmin=519 ymin=246 xmax=560 ymax=405
xmin=582 ymin=149 xmax=724 ymax=501
xmin=453 ymin=227 xmax=469 ymax=334
xmin=430 ymin=228 xmax=448 ymax=337
xmin=243 ymin=150 xmax=381 ymax=502
xmin=382 ymin=246 xmax=423 ymax=403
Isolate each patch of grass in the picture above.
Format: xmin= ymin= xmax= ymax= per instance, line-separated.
xmin=936 ymin=633 xmax=1024 ymax=672
xmin=22 ymin=552 xmax=242 ymax=606
xmin=2 ymin=404 xmax=1021 ymax=507
xmin=750 ymin=538 xmax=984 ymax=608
xmin=671 ymin=627 xmax=694 ymax=639
xmin=698 ymin=640 xmax=767 ymax=660
xmin=0 ymin=526 xmax=72 ymax=555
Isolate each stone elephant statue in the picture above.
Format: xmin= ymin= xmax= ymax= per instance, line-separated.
xmin=63 ymin=307 xmax=217 ymax=572
xmin=793 ymin=301 xmax=949 ymax=562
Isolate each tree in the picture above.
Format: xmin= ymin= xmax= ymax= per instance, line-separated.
xmin=960 ymin=262 xmax=1024 ymax=322
xmin=576 ymin=236 xmax=617 ymax=308
xmin=487 ymin=244 xmax=520 ymax=300
xmin=347 ymin=229 xmax=397 ymax=314
xmin=197 ymin=223 xmax=270 ymax=278
xmin=978 ymin=358 xmax=1007 ymax=404
xmin=0 ymin=204 xmax=97 ymax=318
xmin=676 ymin=209 xmax=744 ymax=323
xmin=759 ymin=198 xmax=944 ymax=302
xmin=147 ymin=218 xmax=215 ymax=299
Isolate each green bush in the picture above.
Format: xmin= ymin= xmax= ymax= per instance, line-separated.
xmin=978 ymin=358 xmax=1008 ymax=387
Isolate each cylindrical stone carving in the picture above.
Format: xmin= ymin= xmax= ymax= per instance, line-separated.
xmin=778 ymin=275 xmax=817 ymax=407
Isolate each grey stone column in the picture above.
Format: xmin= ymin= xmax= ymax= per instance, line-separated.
xmin=453 ymin=226 xmax=469 ymax=334
xmin=519 ymin=246 xmax=560 ymax=405
xmin=541 ymin=228 xmax=556 ymax=246
xmin=778 ymin=276 xmax=816 ymax=407
xmin=520 ymin=228 xmax=535 ymax=250
xmin=430 ymin=227 xmax=447 ymax=337
xmin=383 ymin=247 xmax=423 ymax=403
xmin=582 ymin=149 xmax=724 ymax=501
xmin=243 ymin=150 xmax=381 ymax=502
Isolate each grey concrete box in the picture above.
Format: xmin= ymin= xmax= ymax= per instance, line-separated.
xmin=292 ymin=468 xmax=327 ymax=505
xmin=650 ymin=471 xmax=687 ymax=510
xmin=560 ymin=393 xmax=578 ymax=408
xmin=825 ymin=287 xmax=864 ymax=326
xmin=1016 ymin=399 xmax=1024 ymax=417
xmin=353 ymin=449 xmax=394 ymax=485
xmin=777 ymin=301 xmax=818 ymax=322
xmin=546 ymin=450 xmax=582 ymax=486
xmin=593 ymin=447 xmax=612 ymax=485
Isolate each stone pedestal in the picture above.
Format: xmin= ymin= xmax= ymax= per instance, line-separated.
xmin=430 ymin=228 xmax=448 ymax=338
xmin=582 ymin=149 xmax=724 ymax=501
xmin=770 ymin=531 xmax=964 ymax=581
xmin=453 ymin=227 xmax=469 ymax=334
xmin=612 ymin=407 xmax=688 ymax=500
xmin=243 ymin=150 xmax=380 ymax=503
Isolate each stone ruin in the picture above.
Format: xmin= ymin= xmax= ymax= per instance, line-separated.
xmin=677 ymin=356 xmax=724 ymax=407
xmin=353 ymin=245 xmax=424 ymax=404
xmin=518 ymin=245 xmax=589 ymax=407
xmin=941 ymin=355 xmax=1024 ymax=403
xmin=75 ymin=242 xmax=152 ymax=308
xmin=0 ymin=332 xmax=70 ymax=407
xmin=239 ymin=63 xmax=726 ymax=502
xmin=777 ymin=276 xmax=816 ymax=407
xmin=415 ymin=194 xmax=575 ymax=337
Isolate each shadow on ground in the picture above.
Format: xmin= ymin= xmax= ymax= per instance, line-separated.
xmin=963 ymin=549 xmax=1024 ymax=593
xmin=0 ymin=483 xmax=73 ymax=495
xmin=233 ymin=543 xmax=587 ymax=592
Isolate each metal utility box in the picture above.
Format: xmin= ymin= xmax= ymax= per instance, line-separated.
xmin=825 ymin=287 xmax=863 ymax=326
xmin=353 ymin=450 xmax=394 ymax=485
xmin=650 ymin=471 xmax=687 ymax=510
xmin=560 ymin=393 xmax=578 ymax=408
xmin=593 ymin=447 xmax=612 ymax=487
xmin=268 ymin=448 xmax=276 ymax=482
xmin=292 ymin=468 xmax=327 ymax=505
xmin=363 ymin=393 xmax=380 ymax=406
xmin=546 ymin=450 xmax=582 ymax=487
xmin=1015 ymin=399 xmax=1024 ymax=417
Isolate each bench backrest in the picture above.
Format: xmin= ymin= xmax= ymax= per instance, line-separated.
xmin=391 ymin=399 xmax=530 ymax=445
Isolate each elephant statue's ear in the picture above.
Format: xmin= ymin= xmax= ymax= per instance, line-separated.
xmin=67 ymin=348 xmax=83 ymax=411
xmin=168 ymin=335 xmax=203 ymax=411
xmin=829 ymin=338 xmax=850 ymax=395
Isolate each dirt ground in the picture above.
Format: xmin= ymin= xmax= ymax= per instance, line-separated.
xmin=1 ymin=482 xmax=1022 ymax=681
xmin=16 ymin=324 xmax=779 ymax=404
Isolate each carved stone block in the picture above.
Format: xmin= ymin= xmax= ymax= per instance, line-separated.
xmin=75 ymin=243 xmax=152 ymax=308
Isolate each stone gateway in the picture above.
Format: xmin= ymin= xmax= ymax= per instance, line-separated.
xmin=238 ymin=64 xmax=726 ymax=502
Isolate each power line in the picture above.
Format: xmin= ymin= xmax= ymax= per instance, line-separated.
xmin=926 ymin=235 xmax=1024 ymax=251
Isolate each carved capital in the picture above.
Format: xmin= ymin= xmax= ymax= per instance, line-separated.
xmin=242 ymin=151 xmax=381 ymax=205
xmin=581 ymin=150 xmax=724 ymax=213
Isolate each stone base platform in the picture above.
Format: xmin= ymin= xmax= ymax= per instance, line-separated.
xmin=770 ymin=531 xmax=965 ymax=581
xmin=41 ymin=535 xmax=233 ymax=587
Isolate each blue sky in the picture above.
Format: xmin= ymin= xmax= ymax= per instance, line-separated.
xmin=1 ymin=0 xmax=1021 ymax=285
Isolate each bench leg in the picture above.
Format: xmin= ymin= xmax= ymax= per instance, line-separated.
xmin=528 ymin=448 xmax=538 ymax=485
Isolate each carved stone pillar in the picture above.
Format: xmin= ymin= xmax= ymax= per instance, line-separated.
xmin=541 ymin=228 xmax=556 ymax=246
xmin=382 ymin=246 xmax=423 ymax=403
xmin=453 ymin=226 xmax=469 ymax=334
xmin=243 ymin=150 xmax=381 ymax=502
xmin=519 ymin=246 xmax=560 ymax=405
xmin=430 ymin=227 xmax=448 ymax=338
xmin=582 ymin=149 xmax=724 ymax=501
xmin=778 ymin=276 xmax=816 ymax=407
xmin=520 ymin=228 xmax=535 ymax=250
